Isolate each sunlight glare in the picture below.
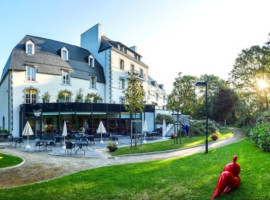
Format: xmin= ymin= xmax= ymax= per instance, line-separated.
xmin=257 ymin=79 xmax=268 ymax=90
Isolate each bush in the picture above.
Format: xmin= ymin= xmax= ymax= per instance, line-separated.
xmin=190 ymin=120 xmax=219 ymax=135
xmin=251 ymin=122 xmax=270 ymax=152
xmin=156 ymin=113 xmax=175 ymax=124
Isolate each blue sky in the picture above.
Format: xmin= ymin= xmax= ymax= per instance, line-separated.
xmin=1 ymin=0 xmax=270 ymax=92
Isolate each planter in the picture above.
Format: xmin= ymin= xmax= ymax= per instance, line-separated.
xmin=211 ymin=136 xmax=218 ymax=141
xmin=43 ymin=99 xmax=49 ymax=103
xmin=76 ymin=99 xmax=83 ymax=103
xmin=108 ymin=146 xmax=118 ymax=152
xmin=57 ymin=99 xmax=65 ymax=103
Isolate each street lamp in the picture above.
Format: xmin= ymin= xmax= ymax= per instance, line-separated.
xmin=195 ymin=81 xmax=208 ymax=154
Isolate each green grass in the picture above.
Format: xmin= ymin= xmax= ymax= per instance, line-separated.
xmin=111 ymin=127 xmax=233 ymax=156
xmin=1 ymin=138 xmax=268 ymax=200
xmin=0 ymin=153 xmax=23 ymax=168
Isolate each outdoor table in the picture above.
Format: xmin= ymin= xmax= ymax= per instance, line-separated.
xmin=109 ymin=134 xmax=119 ymax=141
xmin=39 ymin=139 xmax=55 ymax=151
xmin=75 ymin=141 xmax=88 ymax=154
xmin=54 ymin=136 xmax=63 ymax=145
xmin=13 ymin=137 xmax=23 ymax=147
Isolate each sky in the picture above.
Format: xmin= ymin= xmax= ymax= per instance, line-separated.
xmin=1 ymin=0 xmax=270 ymax=93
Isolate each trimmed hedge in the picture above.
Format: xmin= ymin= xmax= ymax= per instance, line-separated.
xmin=251 ymin=122 xmax=270 ymax=152
xmin=156 ymin=113 xmax=175 ymax=124
xmin=190 ymin=120 xmax=219 ymax=135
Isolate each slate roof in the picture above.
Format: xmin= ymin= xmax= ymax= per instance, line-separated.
xmin=1 ymin=35 xmax=105 ymax=83
xmin=99 ymin=36 xmax=142 ymax=57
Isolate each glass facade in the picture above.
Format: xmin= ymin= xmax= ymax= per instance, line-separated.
xmin=20 ymin=103 xmax=155 ymax=138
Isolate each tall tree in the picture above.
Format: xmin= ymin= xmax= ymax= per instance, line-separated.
xmin=167 ymin=73 xmax=198 ymax=116
xmin=167 ymin=73 xmax=197 ymax=144
xmin=124 ymin=73 xmax=145 ymax=147
xmin=230 ymin=45 xmax=270 ymax=113
xmin=213 ymin=87 xmax=238 ymax=124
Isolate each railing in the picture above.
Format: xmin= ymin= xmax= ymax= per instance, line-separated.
xmin=126 ymin=70 xmax=146 ymax=81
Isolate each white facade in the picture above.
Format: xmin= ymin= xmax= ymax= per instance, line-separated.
xmin=1 ymin=71 xmax=105 ymax=136
xmin=0 ymin=24 xmax=166 ymax=136
xmin=81 ymin=24 xmax=167 ymax=107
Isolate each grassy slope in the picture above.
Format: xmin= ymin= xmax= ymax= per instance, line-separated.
xmin=112 ymin=128 xmax=233 ymax=156
xmin=0 ymin=153 xmax=23 ymax=168
xmin=1 ymin=138 xmax=269 ymax=200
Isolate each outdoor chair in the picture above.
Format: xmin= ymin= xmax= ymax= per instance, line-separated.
xmin=65 ymin=141 xmax=75 ymax=155
xmin=88 ymin=136 xmax=95 ymax=145
xmin=54 ymin=137 xmax=62 ymax=146
xmin=44 ymin=141 xmax=55 ymax=151
xmin=35 ymin=140 xmax=44 ymax=151
xmin=8 ymin=135 xmax=14 ymax=146
xmin=15 ymin=138 xmax=24 ymax=147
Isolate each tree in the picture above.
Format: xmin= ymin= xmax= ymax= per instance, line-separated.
xmin=124 ymin=73 xmax=145 ymax=147
xmin=167 ymin=73 xmax=197 ymax=144
xmin=213 ymin=87 xmax=238 ymax=125
xmin=230 ymin=45 xmax=270 ymax=113
xmin=167 ymin=73 xmax=198 ymax=116
xmin=196 ymin=74 xmax=227 ymax=120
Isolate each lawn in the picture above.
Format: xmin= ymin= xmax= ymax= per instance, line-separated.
xmin=0 ymin=152 xmax=23 ymax=168
xmin=1 ymin=138 xmax=268 ymax=200
xmin=111 ymin=127 xmax=234 ymax=156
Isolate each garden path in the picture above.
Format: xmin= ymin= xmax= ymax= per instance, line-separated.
xmin=0 ymin=128 xmax=245 ymax=188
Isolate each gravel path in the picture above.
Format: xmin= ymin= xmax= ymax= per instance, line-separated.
xmin=0 ymin=128 xmax=245 ymax=188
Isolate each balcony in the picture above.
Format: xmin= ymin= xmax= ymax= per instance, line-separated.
xmin=127 ymin=70 xmax=146 ymax=81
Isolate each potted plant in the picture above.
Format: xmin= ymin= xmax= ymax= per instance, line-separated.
xmin=210 ymin=132 xmax=220 ymax=141
xmin=85 ymin=93 xmax=94 ymax=103
xmin=75 ymin=88 xmax=84 ymax=103
xmin=57 ymin=91 xmax=66 ymax=103
xmin=42 ymin=92 xmax=50 ymax=103
xmin=107 ymin=141 xmax=118 ymax=152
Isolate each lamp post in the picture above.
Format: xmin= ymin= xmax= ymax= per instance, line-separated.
xmin=195 ymin=81 xmax=208 ymax=153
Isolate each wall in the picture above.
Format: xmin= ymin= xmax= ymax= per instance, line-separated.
xmin=110 ymin=49 xmax=149 ymax=103
xmin=0 ymin=73 xmax=10 ymax=131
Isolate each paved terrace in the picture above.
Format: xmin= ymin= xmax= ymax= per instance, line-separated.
xmin=0 ymin=129 xmax=245 ymax=188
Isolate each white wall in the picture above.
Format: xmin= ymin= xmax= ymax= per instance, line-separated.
xmin=11 ymin=71 xmax=105 ymax=137
xmin=110 ymin=49 xmax=149 ymax=103
xmin=0 ymin=73 xmax=9 ymax=131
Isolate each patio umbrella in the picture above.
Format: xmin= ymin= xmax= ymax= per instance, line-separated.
xmin=143 ymin=119 xmax=147 ymax=143
xmin=62 ymin=121 xmax=67 ymax=149
xmin=22 ymin=121 xmax=34 ymax=149
xmin=97 ymin=120 xmax=106 ymax=144
xmin=162 ymin=119 xmax=167 ymax=139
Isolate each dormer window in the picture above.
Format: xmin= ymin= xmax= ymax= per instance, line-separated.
xmin=61 ymin=47 xmax=68 ymax=61
xmin=26 ymin=40 xmax=35 ymax=55
xmin=88 ymin=55 xmax=95 ymax=67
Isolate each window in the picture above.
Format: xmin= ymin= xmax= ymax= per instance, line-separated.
xmin=120 ymin=78 xmax=125 ymax=90
xmin=26 ymin=66 xmax=36 ymax=81
xmin=62 ymin=71 xmax=71 ymax=85
xmin=120 ymin=59 xmax=124 ymax=70
xmin=120 ymin=97 xmax=125 ymax=104
xmin=25 ymin=89 xmax=37 ymax=104
xmin=131 ymin=64 xmax=135 ymax=72
xmin=89 ymin=55 xmax=94 ymax=67
xmin=63 ymin=91 xmax=71 ymax=102
xmin=156 ymin=93 xmax=159 ymax=101
xmin=90 ymin=75 xmax=97 ymax=89
xmin=140 ymin=69 xmax=143 ymax=78
xmin=61 ymin=47 xmax=68 ymax=60
xmin=25 ymin=40 xmax=35 ymax=55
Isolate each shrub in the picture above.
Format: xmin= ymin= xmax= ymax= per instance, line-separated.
xmin=156 ymin=113 xmax=175 ymax=124
xmin=251 ymin=122 xmax=270 ymax=152
xmin=191 ymin=120 xmax=219 ymax=135
xmin=210 ymin=132 xmax=221 ymax=141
